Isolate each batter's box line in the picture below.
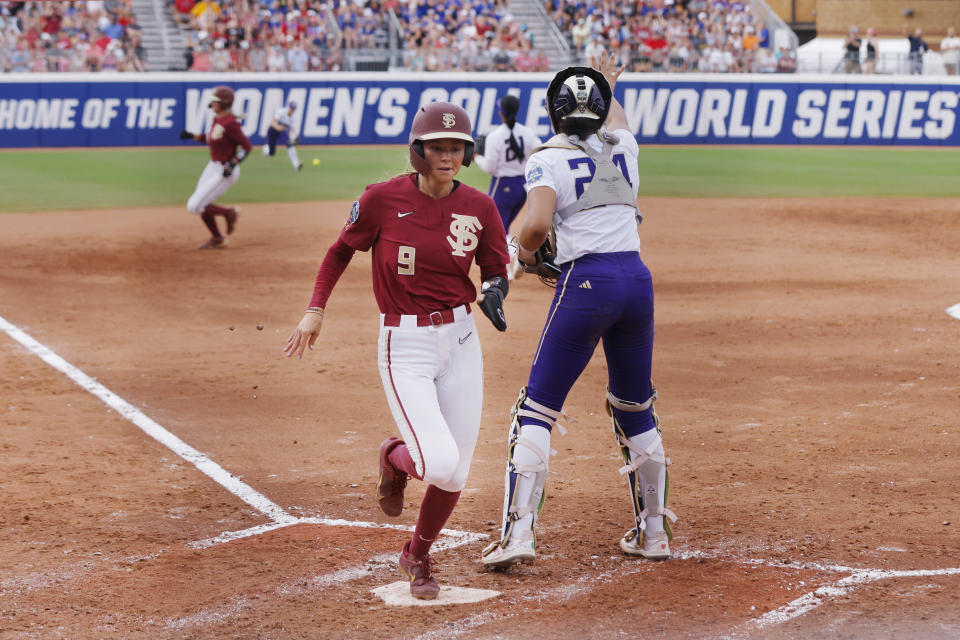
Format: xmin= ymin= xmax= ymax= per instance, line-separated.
xmin=188 ymin=518 xmax=487 ymax=550
xmin=412 ymin=550 xmax=960 ymax=640
xmin=0 ymin=314 xmax=487 ymax=554
xmin=724 ymin=564 xmax=960 ymax=638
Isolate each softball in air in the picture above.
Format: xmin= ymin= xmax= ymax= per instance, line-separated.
xmin=312 ymin=158 xmax=320 ymax=166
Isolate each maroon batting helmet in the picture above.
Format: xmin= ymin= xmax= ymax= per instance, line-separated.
xmin=408 ymin=102 xmax=475 ymax=175
xmin=209 ymin=85 xmax=235 ymax=109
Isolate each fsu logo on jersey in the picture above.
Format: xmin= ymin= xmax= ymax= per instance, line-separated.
xmin=447 ymin=214 xmax=483 ymax=257
xmin=442 ymin=113 xmax=456 ymax=129
xmin=211 ymin=123 xmax=225 ymax=140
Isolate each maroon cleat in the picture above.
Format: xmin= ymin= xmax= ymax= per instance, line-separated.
xmin=225 ymin=208 xmax=239 ymax=235
xmin=197 ymin=236 xmax=227 ymax=249
xmin=398 ymin=541 xmax=440 ymax=600
xmin=377 ymin=437 xmax=408 ymax=517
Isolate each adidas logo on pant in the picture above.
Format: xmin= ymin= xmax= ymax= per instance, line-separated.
xmin=578 ymin=280 xmax=592 ymax=289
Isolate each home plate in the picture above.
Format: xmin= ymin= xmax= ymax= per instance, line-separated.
xmin=947 ymin=303 xmax=960 ymax=320
xmin=372 ymin=581 xmax=500 ymax=606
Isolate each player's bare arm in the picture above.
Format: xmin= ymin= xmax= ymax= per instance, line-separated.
xmin=285 ymin=229 xmax=358 ymax=359
xmin=516 ymin=185 xmax=555 ymax=265
xmin=595 ymin=51 xmax=629 ymax=132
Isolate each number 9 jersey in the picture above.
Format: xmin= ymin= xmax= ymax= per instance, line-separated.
xmin=523 ymin=128 xmax=641 ymax=265
xmin=339 ymin=174 xmax=508 ymax=316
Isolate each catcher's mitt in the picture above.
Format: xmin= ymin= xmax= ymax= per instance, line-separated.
xmin=520 ymin=235 xmax=561 ymax=286
xmin=475 ymin=133 xmax=487 ymax=157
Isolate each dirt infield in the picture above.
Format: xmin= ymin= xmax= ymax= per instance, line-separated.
xmin=2 ymin=196 xmax=959 ymax=639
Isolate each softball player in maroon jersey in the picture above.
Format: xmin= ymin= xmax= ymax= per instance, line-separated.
xmin=284 ymin=102 xmax=509 ymax=600
xmin=179 ymin=85 xmax=251 ymax=249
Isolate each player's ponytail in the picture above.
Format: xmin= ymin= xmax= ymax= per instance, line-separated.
xmin=499 ymin=95 xmax=524 ymax=160
xmin=507 ymin=131 xmax=523 ymax=161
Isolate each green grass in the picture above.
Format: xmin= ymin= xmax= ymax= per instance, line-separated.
xmin=635 ymin=147 xmax=960 ymax=198
xmin=1 ymin=145 xmax=959 ymax=212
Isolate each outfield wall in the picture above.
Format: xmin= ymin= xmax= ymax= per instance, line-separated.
xmin=2 ymin=72 xmax=959 ymax=148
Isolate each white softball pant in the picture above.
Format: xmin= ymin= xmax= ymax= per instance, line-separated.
xmin=377 ymin=306 xmax=482 ymax=493
xmin=186 ymin=161 xmax=239 ymax=214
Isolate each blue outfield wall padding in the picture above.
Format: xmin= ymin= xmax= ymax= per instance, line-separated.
xmin=1 ymin=72 xmax=959 ymax=148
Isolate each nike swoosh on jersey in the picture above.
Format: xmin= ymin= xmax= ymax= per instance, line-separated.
xmin=458 ymin=331 xmax=473 ymax=344
xmin=398 ymin=211 xmax=415 ymax=218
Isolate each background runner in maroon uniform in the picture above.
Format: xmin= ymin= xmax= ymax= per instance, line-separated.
xmin=180 ymin=85 xmax=252 ymax=249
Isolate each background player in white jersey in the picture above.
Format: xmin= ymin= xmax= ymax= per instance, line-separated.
xmin=482 ymin=53 xmax=677 ymax=568
xmin=474 ymin=95 xmax=542 ymax=279
xmin=284 ymin=102 xmax=509 ymax=600
xmin=262 ymin=101 xmax=303 ymax=171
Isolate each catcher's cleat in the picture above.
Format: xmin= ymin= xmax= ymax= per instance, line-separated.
xmin=481 ymin=531 xmax=535 ymax=568
xmin=377 ymin=437 xmax=408 ymax=517
xmin=225 ymin=208 xmax=239 ymax=235
xmin=398 ymin=541 xmax=440 ymax=600
xmin=197 ymin=236 xmax=227 ymax=250
xmin=620 ymin=529 xmax=671 ymax=560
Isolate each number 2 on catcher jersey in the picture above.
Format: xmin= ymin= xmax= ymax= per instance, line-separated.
xmin=398 ymin=246 xmax=415 ymax=275
xmin=568 ymin=153 xmax=632 ymax=199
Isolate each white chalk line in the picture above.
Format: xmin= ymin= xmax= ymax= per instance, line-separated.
xmin=0 ymin=314 xmax=486 ymax=550
xmin=188 ymin=518 xmax=486 ymax=550
xmin=0 ymin=314 xmax=293 ymax=525
xmin=167 ymin=557 xmax=394 ymax=631
xmin=411 ymin=550 xmax=960 ymax=640
xmin=730 ymin=565 xmax=960 ymax=637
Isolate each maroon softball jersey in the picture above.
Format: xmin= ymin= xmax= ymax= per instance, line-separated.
xmin=340 ymin=174 xmax=508 ymax=316
xmin=197 ymin=113 xmax=252 ymax=163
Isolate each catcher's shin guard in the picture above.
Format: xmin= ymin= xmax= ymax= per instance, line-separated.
xmin=606 ymin=383 xmax=677 ymax=553
xmin=482 ymin=388 xmax=560 ymax=566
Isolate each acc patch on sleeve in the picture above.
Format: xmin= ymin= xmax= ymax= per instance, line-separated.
xmin=347 ymin=200 xmax=360 ymax=226
xmin=525 ymin=164 xmax=543 ymax=186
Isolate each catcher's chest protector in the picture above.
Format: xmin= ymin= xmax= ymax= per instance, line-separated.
xmin=546 ymin=134 xmax=639 ymax=223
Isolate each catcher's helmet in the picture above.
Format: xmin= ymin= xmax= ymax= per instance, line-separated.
xmin=408 ymin=101 xmax=475 ymax=175
xmin=545 ymin=67 xmax=612 ymax=133
xmin=209 ymin=85 xmax=235 ymax=109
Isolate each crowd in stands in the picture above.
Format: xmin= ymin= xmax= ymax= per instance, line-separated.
xmin=552 ymin=0 xmax=796 ymax=73
xmin=176 ymin=0 xmax=344 ymax=71
xmin=1 ymin=0 xmax=796 ymax=73
xmin=174 ymin=0 xmax=548 ymax=72
xmin=393 ymin=0 xmax=547 ymax=71
xmin=1 ymin=0 xmax=148 ymax=72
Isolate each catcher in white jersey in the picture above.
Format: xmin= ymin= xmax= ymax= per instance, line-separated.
xmin=262 ymin=101 xmax=303 ymax=171
xmin=482 ymin=53 xmax=678 ymax=568
xmin=474 ymin=95 xmax=542 ymax=278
